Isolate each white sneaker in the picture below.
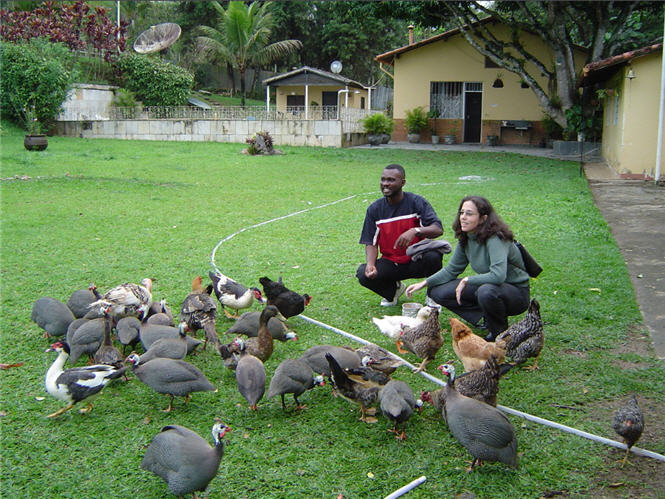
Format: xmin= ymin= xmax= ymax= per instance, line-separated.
xmin=425 ymin=295 xmax=442 ymax=310
xmin=380 ymin=281 xmax=406 ymax=307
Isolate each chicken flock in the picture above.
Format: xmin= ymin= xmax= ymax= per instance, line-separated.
xmin=31 ymin=271 xmax=644 ymax=497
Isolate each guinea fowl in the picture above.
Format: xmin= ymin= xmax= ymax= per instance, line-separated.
xmin=439 ymin=364 xmax=518 ymax=472
xmin=326 ymin=353 xmax=383 ymax=423
xmin=438 ymin=355 xmax=505 ymax=407
xmin=66 ymin=308 xmax=108 ymax=365
xmin=141 ymin=422 xmax=231 ymax=499
xmin=612 ymin=394 xmax=644 ymax=466
xmin=140 ymin=321 xmax=202 ymax=354
xmin=225 ymin=311 xmax=298 ymax=342
xmin=125 ymin=353 xmax=216 ymax=412
xmin=32 ymin=296 xmax=75 ymax=338
xmin=495 ymin=299 xmax=544 ymax=370
xmin=354 ymin=344 xmax=403 ymax=375
xmin=180 ymin=276 xmax=219 ymax=350
xmin=259 ymin=276 xmax=311 ymax=319
xmin=66 ymin=288 xmax=97 ymax=318
xmin=219 ymin=305 xmax=279 ymax=367
xmin=44 ymin=341 xmax=126 ymax=418
xmin=88 ymin=279 xmax=153 ymax=321
xmin=145 ymin=298 xmax=175 ymax=326
xmin=92 ymin=306 xmax=123 ymax=368
xmin=396 ymin=307 xmax=443 ymax=373
xmin=267 ymin=358 xmax=325 ymax=410
xmin=450 ymin=317 xmax=509 ymax=372
xmin=299 ymin=345 xmax=361 ymax=377
xmin=372 ymin=305 xmax=433 ymax=348
xmin=116 ymin=316 xmax=141 ymax=354
xmin=138 ymin=322 xmax=189 ymax=363
xmin=344 ymin=356 xmax=392 ymax=387
xmin=235 ymin=354 xmax=266 ymax=410
xmin=379 ymin=379 xmax=422 ymax=440
xmin=209 ymin=270 xmax=263 ymax=318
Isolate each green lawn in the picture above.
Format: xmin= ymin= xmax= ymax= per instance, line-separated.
xmin=1 ymin=121 xmax=663 ymax=498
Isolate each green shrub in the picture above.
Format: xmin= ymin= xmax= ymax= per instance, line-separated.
xmin=360 ymin=112 xmax=394 ymax=135
xmin=112 ymin=88 xmax=139 ymax=108
xmin=404 ymin=106 xmax=428 ymax=134
xmin=113 ymin=53 xmax=194 ymax=106
xmin=0 ymin=39 xmax=76 ymax=132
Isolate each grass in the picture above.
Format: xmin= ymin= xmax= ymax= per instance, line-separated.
xmin=1 ymin=119 xmax=664 ymax=498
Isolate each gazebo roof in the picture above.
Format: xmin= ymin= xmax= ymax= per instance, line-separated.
xmin=262 ymin=66 xmax=366 ymax=89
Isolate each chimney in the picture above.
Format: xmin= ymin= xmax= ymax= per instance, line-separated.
xmin=408 ymin=25 xmax=414 ymax=45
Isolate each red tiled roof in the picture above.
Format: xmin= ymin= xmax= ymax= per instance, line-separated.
xmin=582 ymin=43 xmax=663 ymax=83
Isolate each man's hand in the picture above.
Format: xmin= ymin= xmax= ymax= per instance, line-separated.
xmin=393 ymin=227 xmax=418 ymax=249
xmin=365 ymin=264 xmax=378 ymax=279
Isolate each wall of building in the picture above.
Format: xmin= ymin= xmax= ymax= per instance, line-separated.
xmin=55 ymin=118 xmax=353 ymax=148
xmin=57 ymin=83 xmax=117 ymax=121
xmin=274 ymin=85 xmax=368 ymax=110
xmin=601 ymin=52 xmax=664 ymax=178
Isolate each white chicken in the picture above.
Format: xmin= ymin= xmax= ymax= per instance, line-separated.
xmin=372 ymin=306 xmax=433 ymax=348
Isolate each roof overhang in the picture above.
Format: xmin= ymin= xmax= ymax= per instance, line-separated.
xmin=262 ymin=66 xmax=367 ymax=89
xmin=581 ymin=43 xmax=663 ymax=87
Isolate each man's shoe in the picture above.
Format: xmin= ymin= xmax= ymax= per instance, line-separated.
xmin=380 ymin=281 xmax=406 ymax=307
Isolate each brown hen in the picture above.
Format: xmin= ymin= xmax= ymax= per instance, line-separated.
xmin=396 ymin=307 xmax=443 ymax=373
xmin=450 ymin=317 xmax=508 ymax=372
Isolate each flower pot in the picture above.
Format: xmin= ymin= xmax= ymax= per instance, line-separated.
xmin=407 ymin=133 xmax=421 ymax=143
xmin=24 ymin=134 xmax=48 ymax=151
xmin=431 ymin=135 xmax=440 ymax=145
xmin=381 ymin=133 xmax=390 ymax=144
xmin=487 ymin=135 xmax=499 ymax=146
xmin=443 ymin=134 xmax=456 ymax=145
xmin=367 ymin=134 xmax=382 ymax=146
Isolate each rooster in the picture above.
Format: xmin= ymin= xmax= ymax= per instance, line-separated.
xmin=396 ymin=307 xmax=443 ymax=373
xmin=495 ymin=299 xmax=544 ymax=371
xmin=180 ymin=276 xmax=219 ymax=350
xmin=259 ymin=276 xmax=311 ymax=319
xmin=450 ymin=317 xmax=508 ymax=372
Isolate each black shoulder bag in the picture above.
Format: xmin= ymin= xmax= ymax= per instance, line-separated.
xmin=514 ymin=240 xmax=543 ymax=278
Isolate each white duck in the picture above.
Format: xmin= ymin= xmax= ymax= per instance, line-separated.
xmin=44 ymin=341 xmax=127 ymax=418
xmin=209 ymin=270 xmax=263 ymax=318
xmin=372 ymin=305 xmax=433 ymax=348
xmin=89 ymin=279 xmax=153 ymax=321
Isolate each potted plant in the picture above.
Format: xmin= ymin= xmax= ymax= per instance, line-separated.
xmin=444 ymin=126 xmax=458 ymax=145
xmin=428 ymin=109 xmax=440 ymax=144
xmin=22 ymin=104 xmax=48 ymax=151
xmin=361 ymin=113 xmax=393 ymax=146
xmin=487 ymin=134 xmax=499 ymax=146
xmin=404 ymin=106 xmax=428 ymax=143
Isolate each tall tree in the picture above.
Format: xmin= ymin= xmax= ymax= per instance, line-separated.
xmin=194 ymin=0 xmax=302 ymax=106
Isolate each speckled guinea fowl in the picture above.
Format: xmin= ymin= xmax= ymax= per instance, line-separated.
xmin=116 ymin=316 xmax=141 ymax=354
xmin=66 ymin=309 xmax=108 ymax=365
xmin=66 ymin=288 xmax=97 ymax=318
xmin=44 ymin=341 xmax=126 ymax=418
xmin=125 ymin=354 xmax=216 ymax=412
xmin=439 ymin=364 xmax=518 ymax=472
xmin=379 ymin=379 xmax=421 ymax=440
xmin=326 ymin=353 xmax=383 ymax=423
xmin=140 ymin=321 xmax=202 ymax=354
xmin=32 ymin=296 xmax=75 ymax=338
xmin=613 ymin=394 xmax=644 ymax=466
xmin=141 ymin=422 xmax=230 ymax=498
xmin=138 ymin=322 xmax=189 ymax=363
xmin=299 ymin=344 xmax=361 ymax=377
xmin=397 ymin=307 xmax=443 ymax=373
xmin=93 ymin=306 xmax=123 ymax=368
xmin=495 ymin=299 xmax=544 ymax=370
xmin=145 ymin=298 xmax=175 ymax=326
xmin=235 ymin=354 xmax=266 ymax=410
xmin=267 ymin=358 xmax=325 ymax=410
xmin=225 ymin=311 xmax=298 ymax=342
xmin=180 ymin=276 xmax=219 ymax=350
xmin=209 ymin=270 xmax=263 ymax=318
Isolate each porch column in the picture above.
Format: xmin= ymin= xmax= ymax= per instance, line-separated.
xmin=265 ymin=85 xmax=270 ymax=112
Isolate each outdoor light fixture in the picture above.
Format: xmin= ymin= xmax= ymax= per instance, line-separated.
xmin=626 ymin=67 xmax=636 ymax=80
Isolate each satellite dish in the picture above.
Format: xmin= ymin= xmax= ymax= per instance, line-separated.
xmin=330 ymin=60 xmax=342 ymax=74
xmin=133 ymin=23 xmax=181 ymax=54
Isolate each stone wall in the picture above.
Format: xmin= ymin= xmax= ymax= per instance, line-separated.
xmin=56 ymin=118 xmax=354 ymax=148
xmin=57 ymin=83 xmax=118 ymax=121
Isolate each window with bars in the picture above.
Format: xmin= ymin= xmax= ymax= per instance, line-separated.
xmin=430 ymin=82 xmax=463 ymax=118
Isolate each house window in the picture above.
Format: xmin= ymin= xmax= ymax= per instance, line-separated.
xmin=430 ymin=81 xmax=464 ymax=118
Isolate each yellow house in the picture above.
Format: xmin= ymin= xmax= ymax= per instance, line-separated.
xmin=582 ymin=43 xmax=664 ymax=180
xmin=375 ymin=21 xmax=587 ymax=145
xmin=262 ymin=66 xmax=370 ymax=119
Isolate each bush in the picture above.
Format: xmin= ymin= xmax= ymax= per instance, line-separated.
xmin=113 ymin=53 xmax=194 ymax=106
xmin=404 ymin=106 xmax=428 ymax=134
xmin=0 ymin=39 xmax=76 ymax=132
xmin=360 ymin=113 xmax=394 ymax=135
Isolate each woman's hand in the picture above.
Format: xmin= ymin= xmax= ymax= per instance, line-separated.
xmin=455 ymin=277 xmax=468 ymax=305
xmin=405 ymin=280 xmax=427 ymax=298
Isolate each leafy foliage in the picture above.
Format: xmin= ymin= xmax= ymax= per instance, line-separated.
xmin=245 ymin=130 xmax=275 ymax=155
xmin=361 ymin=112 xmax=394 ymax=135
xmin=404 ymin=106 xmax=429 ymax=134
xmin=0 ymin=39 xmax=75 ymax=132
xmin=0 ymin=0 xmax=128 ymax=62
xmin=113 ymin=53 xmax=194 ymax=106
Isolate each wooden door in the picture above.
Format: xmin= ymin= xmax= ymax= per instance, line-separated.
xmin=464 ymin=92 xmax=482 ymax=143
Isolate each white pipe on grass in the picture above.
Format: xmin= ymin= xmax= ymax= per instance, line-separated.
xmin=383 ymin=475 xmax=427 ymax=499
xmin=298 ymin=314 xmax=665 ymax=463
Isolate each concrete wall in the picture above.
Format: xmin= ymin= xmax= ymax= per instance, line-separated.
xmin=56 ymin=118 xmax=350 ymax=147
xmin=601 ymin=51 xmax=664 ymax=178
xmin=57 ymin=83 xmax=117 ymax=121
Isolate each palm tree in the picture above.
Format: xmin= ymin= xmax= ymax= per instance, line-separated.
xmin=195 ymin=1 xmax=302 ymax=106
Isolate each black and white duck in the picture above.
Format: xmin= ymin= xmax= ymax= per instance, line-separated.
xmin=209 ymin=270 xmax=263 ymax=319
